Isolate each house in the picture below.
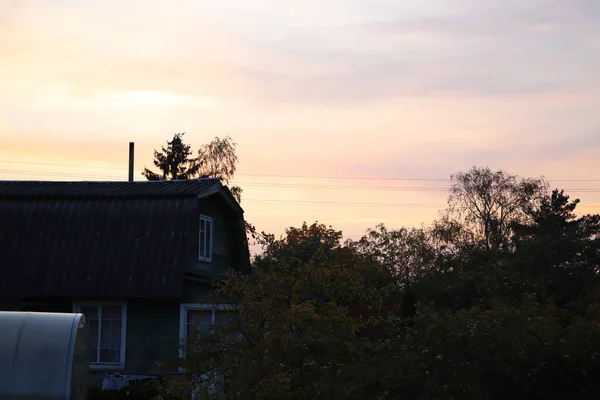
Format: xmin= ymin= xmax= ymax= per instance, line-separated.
xmin=0 ymin=178 xmax=250 ymax=383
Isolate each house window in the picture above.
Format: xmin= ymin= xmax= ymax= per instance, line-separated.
xmin=179 ymin=304 xmax=235 ymax=398
xmin=73 ymin=301 xmax=127 ymax=370
xmin=199 ymin=215 xmax=213 ymax=262
xmin=179 ymin=303 xmax=234 ymax=358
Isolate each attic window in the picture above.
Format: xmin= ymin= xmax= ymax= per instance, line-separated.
xmin=199 ymin=215 xmax=213 ymax=262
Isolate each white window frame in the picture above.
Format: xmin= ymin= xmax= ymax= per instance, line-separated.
xmin=179 ymin=303 xmax=236 ymax=399
xmin=199 ymin=215 xmax=213 ymax=262
xmin=178 ymin=303 xmax=235 ymax=359
xmin=73 ymin=300 xmax=127 ymax=370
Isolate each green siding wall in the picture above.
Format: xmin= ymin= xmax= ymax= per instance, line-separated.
xmin=181 ymin=279 xmax=215 ymax=303
xmin=191 ymin=196 xmax=244 ymax=276
xmin=124 ymin=299 xmax=181 ymax=374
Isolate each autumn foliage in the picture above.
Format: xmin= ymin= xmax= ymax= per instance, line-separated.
xmin=173 ymin=167 xmax=600 ymax=399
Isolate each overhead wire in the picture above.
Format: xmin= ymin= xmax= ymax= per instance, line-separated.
xmin=0 ymin=163 xmax=599 ymax=208
xmin=4 ymin=167 xmax=600 ymax=195
xmin=242 ymin=199 xmax=447 ymax=208
xmin=1 ymin=159 xmax=600 ymax=182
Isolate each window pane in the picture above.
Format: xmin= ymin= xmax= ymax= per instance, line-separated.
xmin=111 ymin=320 xmax=122 ymax=348
xmin=80 ymin=306 xmax=99 ymax=363
xmin=80 ymin=306 xmax=98 ymax=319
xmin=101 ymin=320 xmax=121 ymax=348
xmin=215 ymin=311 xmax=233 ymax=327
xmin=200 ymin=229 xmax=206 ymax=257
xmin=206 ymin=221 xmax=212 ymax=257
xmin=88 ymin=318 xmax=99 ymax=363
xmin=186 ymin=309 xmax=213 ymax=343
xmin=215 ymin=311 xmax=238 ymax=341
xmin=103 ymin=306 xmax=122 ymax=320
xmin=99 ymin=349 xmax=120 ymax=363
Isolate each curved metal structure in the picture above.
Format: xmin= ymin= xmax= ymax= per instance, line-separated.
xmin=0 ymin=311 xmax=89 ymax=400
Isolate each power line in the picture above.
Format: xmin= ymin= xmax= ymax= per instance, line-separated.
xmin=0 ymin=168 xmax=126 ymax=180
xmin=0 ymin=169 xmax=599 ymax=209
xmin=0 ymin=159 xmax=127 ymax=171
xmin=2 ymin=169 xmax=600 ymax=199
xmin=242 ymin=199 xmax=600 ymax=209
xmin=0 ymin=166 xmax=600 ymax=208
xmin=3 ymin=167 xmax=600 ymax=194
xmin=238 ymin=173 xmax=449 ymax=182
xmin=239 ymin=182 xmax=600 ymax=193
xmin=237 ymin=173 xmax=600 ymax=183
xmin=1 ymin=159 xmax=600 ymax=183
xmin=241 ymin=182 xmax=449 ymax=192
xmin=243 ymin=199 xmax=446 ymax=208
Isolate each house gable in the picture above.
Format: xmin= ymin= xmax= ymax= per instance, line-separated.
xmin=0 ymin=179 xmax=246 ymax=300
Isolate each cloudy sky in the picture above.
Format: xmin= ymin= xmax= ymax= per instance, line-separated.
xmin=1 ymin=0 xmax=599 ymax=240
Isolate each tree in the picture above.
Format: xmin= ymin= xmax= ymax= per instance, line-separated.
xmin=142 ymin=134 xmax=243 ymax=202
xmin=159 ymin=168 xmax=600 ymax=399
xmin=350 ymin=224 xmax=435 ymax=288
xmin=142 ymin=133 xmax=199 ymax=181
xmin=433 ymin=166 xmax=548 ymax=252
xmin=349 ymin=225 xmax=437 ymax=321
xmin=512 ymin=189 xmax=600 ymax=308
xmin=197 ymin=136 xmax=243 ymax=203
xmin=197 ymin=136 xmax=238 ymax=184
xmin=174 ymin=223 xmax=396 ymax=399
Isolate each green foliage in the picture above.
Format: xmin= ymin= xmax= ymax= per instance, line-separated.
xmin=350 ymin=224 xmax=436 ymax=286
xmin=87 ymin=379 xmax=173 ymax=400
xmin=177 ymin=223 xmax=396 ymax=399
xmin=170 ymin=167 xmax=600 ymax=399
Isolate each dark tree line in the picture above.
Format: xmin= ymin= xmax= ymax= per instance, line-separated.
xmin=161 ymin=166 xmax=600 ymax=399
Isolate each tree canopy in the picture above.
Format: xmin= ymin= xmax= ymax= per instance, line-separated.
xmin=166 ymin=166 xmax=600 ymax=399
xmin=142 ymin=133 xmax=199 ymax=181
xmin=142 ymin=133 xmax=243 ymax=202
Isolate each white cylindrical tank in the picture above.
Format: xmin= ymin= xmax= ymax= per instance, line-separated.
xmin=0 ymin=311 xmax=89 ymax=400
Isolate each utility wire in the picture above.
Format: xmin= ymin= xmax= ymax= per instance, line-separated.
xmin=1 ymin=167 xmax=600 ymax=208
xmin=243 ymin=199 xmax=446 ymax=208
xmin=0 ymin=169 xmax=126 ymax=180
xmin=1 ymin=159 xmax=600 ymax=182
xmin=2 ymin=167 xmax=600 ymax=193
xmin=243 ymin=200 xmax=600 ymax=209
xmin=0 ymin=159 xmax=126 ymax=171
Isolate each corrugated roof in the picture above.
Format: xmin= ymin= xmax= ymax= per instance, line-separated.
xmin=0 ymin=179 xmax=237 ymax=299
xmin=0 ymin=178 xmax=222 ymax=198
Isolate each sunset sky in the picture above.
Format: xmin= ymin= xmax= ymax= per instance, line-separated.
xmin=1 ymin=0 xmax=599 ymax=242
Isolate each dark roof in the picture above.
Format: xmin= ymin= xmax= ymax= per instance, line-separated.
xmin=0 ymin=179 xmax=244 ymax=299
xmin=0 ymin=178 xmax=222 ymax=199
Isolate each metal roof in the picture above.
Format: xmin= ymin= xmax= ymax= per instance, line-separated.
xmin=0 ymin=179 xmax=243 ymax=299
xmin=0 ymin=178 xmax=223 ymax=198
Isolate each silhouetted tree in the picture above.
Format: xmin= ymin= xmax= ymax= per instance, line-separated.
xmin=433 ymin=166 xmax=548 ymax=252
xmin=142 ymin=133 xmax=199 ymax=181
xmin=197 ymin=136 xmax=243 ymax=202
xmin=142 ymin=134 xmax=243 ymax=202
xmin=197 ymin=136 xmax=238 ymax=183
xmin=351 ymin=224 xmax=435 ymax=288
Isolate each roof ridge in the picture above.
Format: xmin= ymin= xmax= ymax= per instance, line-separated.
xmin=0 ymin=177 xmax=222 ymax=184
xmin=0 ymin=178 xmax=224 ymax=198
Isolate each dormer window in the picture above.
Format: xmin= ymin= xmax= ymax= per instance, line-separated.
xmin=199 ymin=215 xmax=213 ymax=262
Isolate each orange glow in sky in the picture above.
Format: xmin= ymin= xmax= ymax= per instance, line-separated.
xmin=1 ymin=0 xmax=599 ymax=241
